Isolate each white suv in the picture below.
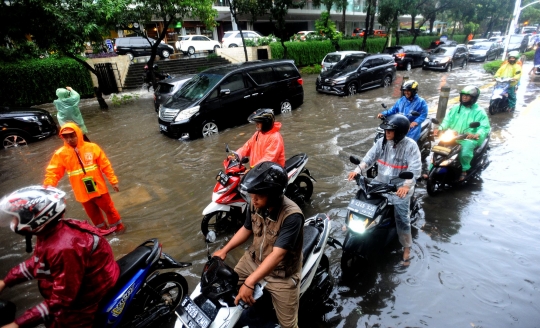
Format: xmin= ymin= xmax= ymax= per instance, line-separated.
xmin=175 ymin=35 xmax=221 ymax=55
xmin=221 ymin=30 xmax=264 ymax=48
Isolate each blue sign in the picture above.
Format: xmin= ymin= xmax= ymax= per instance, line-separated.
xmin=105 ymin=39 xmax=113 ymax=52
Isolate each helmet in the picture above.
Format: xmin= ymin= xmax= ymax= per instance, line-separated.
xmin=0 ymin=186 xmax=66 ymax=235
xmin=200 ymin=256 xmax=239 ymax=300
xmin=153 ymin=64 xmax=159 ymax=70
xmin=508 ymin=51 xmax=519 ymax=59
xmin=459 ymin=85 xmax=480 ymax=106
xmin=248 ymin=108 xmax=275 ymax=132
xmin=240 ymin=161 xmax=287 ymax=197
xmin=379 ymin=114 xmax=410 ymax=143
xmin=401 ymin=80 xmax=419 ymax=97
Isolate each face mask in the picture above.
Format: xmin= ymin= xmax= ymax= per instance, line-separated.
xmin=508 ymin=59 xmax=516 ymax=64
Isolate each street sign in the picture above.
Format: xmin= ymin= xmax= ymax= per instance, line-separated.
xmin=105 ymin=39 xmax=113 ymax=52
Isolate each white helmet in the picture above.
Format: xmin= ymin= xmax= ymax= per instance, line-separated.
xmin=508 ymin=51 xmax=519 ymax=59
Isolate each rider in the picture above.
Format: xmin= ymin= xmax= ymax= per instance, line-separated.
xmin=213 ymin=162 xmax=304 ymax=328
xmin=433 ymin=86 xmax=491 ymax=181
xmin=377 ymin=80 xmax=428 ymax=142
xmin=348 ymin=114 xmax=421 ymax=265
xmin=232 ymin=108 xmax=286 ymax=168
xmin=494 ymin=51 xmax=522 ymax=111
xmin=0 ymin=186 xmax=119 ymax=328
xmin=143 ymin=64 xmax=167 ymax=91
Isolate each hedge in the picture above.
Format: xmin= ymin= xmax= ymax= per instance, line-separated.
xmin=0 ymin=57 xmax=94 ymax=107
xmin=270 ymin=35 xmax=467 ymax=67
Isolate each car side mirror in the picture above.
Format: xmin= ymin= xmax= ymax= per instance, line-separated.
xmin=350 ymin=155 xmax=361 ymax=165
xmin=398 ymin=171 xmax=414 ymax=179
xmin=469 ymin=122 xmax=480 ymax=128
xmin=220 ymin=89 xmax=231 ymax=96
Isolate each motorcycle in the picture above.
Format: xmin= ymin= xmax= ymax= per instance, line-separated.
xmin=488 ymin=77 xmax=514 ymax=115
xmin=425 ymin=122 xmax=491 ymax=195
xmin=175 ymin=214 xmax=338 ymax=328
xmin=341 ymin=155 xmax=421 ymax=274
xmin=1 ymin=239 xmax=191 ymax=327
xmin=201 ymin=144 xmax=316 ymax=237
xmin=368 ymin=104 xmax=434 ymax=178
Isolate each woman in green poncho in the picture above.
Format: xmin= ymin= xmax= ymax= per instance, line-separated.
xmin=54 ymin=86 xmax=90 ymax=141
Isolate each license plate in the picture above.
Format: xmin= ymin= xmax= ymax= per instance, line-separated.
xmin=176 ymin=297 xmax=211 ymax=328
xmin=323 ymin=86 xmax=331 ymax=90
xmin=215 ymin=170 xmax=229 ymax=186
xmin=348 ymin=199 xmax=377 ymax=218
xmin=159 ymin=124 xmax=168 ymax=132
xmin=429 ymin=62 xmax=435 ymax=66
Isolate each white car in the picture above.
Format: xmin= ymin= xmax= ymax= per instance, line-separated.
xmin=221 ymin=30 xmax=264 ymax=48
xmin=175 ymin=35 xmax=220 ymax=55
xmin=296 ymin=31 xmax=317 ymax=40
xmin=321 ymin=51 xmax=367 ymax=72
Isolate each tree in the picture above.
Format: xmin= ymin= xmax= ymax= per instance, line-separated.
xmin=312 ymin=0 xmax=337 ymax=31
xmin=269 ymin=0 xmax=305 ymax=58
xmin=361 ymin=0 xmax=377 ymax=51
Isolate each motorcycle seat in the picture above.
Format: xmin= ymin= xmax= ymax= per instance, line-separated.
xmin=302 ymin=225 xmax=319 ymax=265
xmin=285 ymin=153 xmax=307 ymax=173
xmin=115 ymin=245 xmax=153 ymax=288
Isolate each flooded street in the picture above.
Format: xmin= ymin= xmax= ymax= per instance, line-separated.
xmin=1 ymin=61 xmax=540 ymax=327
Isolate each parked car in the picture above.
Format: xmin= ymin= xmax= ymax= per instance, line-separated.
xmin=175 ymin=35 xmax=220 ymax=55
xmin=158 ymin=60 xmax=304 ymax=139
xmin=154 ymin=75 xmax=195 ymax=111
xmin=321 ymin=51 xmax=366 ymax=72
xmin=373 ymin=30 xmax=387 ymax=37
xmin=316 ymin=53 xmax=396 ymax=96
xmin=507 ymin=34 xmax=529 ymax=53
xmin=295 ymin=31 xmax=317 ymax=40
xmin=521 ymin=26 xmax=538 ymax=34
xmin=423 ymin=45 xmax=469 ymax=72
xmin=352 ymin=28 xmax=373 ymax=37
xmin=0 ymin=107 xmax=58 ymax=149
xmin=468 ymin=41 xmax=500 ymax=62
xmin=383 ymin=45 xmax=428 ymax=70
xmin=114 ymin=37 xmax=175 ymax=60
xmin=427 ymin=40 xmax=458 ymax=51
xmin=221 ymin=30 xmax=264 ymax=48
xmin=466 ymin=38 xmax=488 ymax=49
xmin=396 ymin=29 xmax=412 ymax=37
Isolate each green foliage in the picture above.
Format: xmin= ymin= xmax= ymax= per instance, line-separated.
xmin=258 ymin=35 xmax=279 ymax=46
xmin=207 ymin=53 xmax=219 ymax=59
xmin=0 ymin=41 xmax=47 ymax=62
xmin=110 ymin=93 xmax=140 ymax=106
xmin=524 ymin=50 xmax=535 ymax=61
xmin=0 ymin=57 xmax=94 ymax=107
xmin=300 ymin=64 xmax=322 ymax=74
xmin=483 ymin=60 xmax=503 ymax=75
xmin=244 ymin=38 xmax=257 ymax=47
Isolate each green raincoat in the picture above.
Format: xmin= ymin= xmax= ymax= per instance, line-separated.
xmin=438 ymin=103 xmax=491 ymax=171
xmin=54 ymin=88 xmax=88 ymax=134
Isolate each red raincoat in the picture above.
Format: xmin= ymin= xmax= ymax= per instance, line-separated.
xmin=3 ymin=219 xmax=120 ymax=328
xmin=236 ymin=122 xmax=285 ymax=167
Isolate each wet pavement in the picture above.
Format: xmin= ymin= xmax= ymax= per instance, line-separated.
xmin=1 ymin=61 xmax=540 ymax=327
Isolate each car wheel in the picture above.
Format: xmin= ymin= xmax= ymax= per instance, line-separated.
xmin=201 ymin=122 xmax=219 ymax=137
xmin=212 ymin=45 xmax=220 ymax=53
xmin=381 ymin=75 xmax=392 ymax=87
xmin=229 ymin=44 xmax=238 ymax=48
xmin=445 ymin=63 xmax=453 ymax=72
xmin=188 ymin=46 xmax=195 ymax=55
xmin=280 ymin=100 xmax=292 ymax=113
xmin=160 ymin=49 xmax=170 ymax=59
xmin=406 ymin=62 xmax=412 ymax=71
xmin=1 ymin=131 xmax=29 ymax=149
xmin=126 ymin=52 xmax=134 ymax=61
xmin=346 ymin=82 xmax=358 ymax=96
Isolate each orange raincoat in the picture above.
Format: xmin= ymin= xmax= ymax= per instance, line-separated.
xmin=44 ymin=123 xmax=118 ymax=203
xmin=236 ymin=122 xmax=285 ymax=167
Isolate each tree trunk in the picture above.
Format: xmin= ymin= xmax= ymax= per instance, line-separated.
xmin=66 ymin=53 xmax=108 ymax=109
xmin=361 ymin=1 xmax=372 ymax=50
xmin=341 ymin=4 xmax=346 ymax=33
xmin=229 ymin=5 xmax=249 ymax=62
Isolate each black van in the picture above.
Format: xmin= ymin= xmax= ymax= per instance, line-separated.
xmin=114 ymin=37 xmax=175 ymax=60
xmin=157 ymin=60 xmax=304 ymax=139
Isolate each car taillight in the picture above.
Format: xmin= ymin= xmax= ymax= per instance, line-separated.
xmin=396 ymin=53 xmax=406 ymax=59
xmin=297 ymin=78 xmax=303 ymax=85
xmin=393 ymin=63 xmax=398 ymax=67
xmin=114 ymin=45 xmax=117 ymax=51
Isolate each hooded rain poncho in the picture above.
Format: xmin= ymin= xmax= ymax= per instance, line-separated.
xmin=54 ymin=88 xmax=88 ymax=134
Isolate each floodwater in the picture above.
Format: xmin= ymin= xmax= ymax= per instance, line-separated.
xmin=1 ymin=61 xmax=539 ymax=327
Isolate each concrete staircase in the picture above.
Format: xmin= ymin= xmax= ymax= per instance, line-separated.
xmin=123 ymin=56 xmax=232 ymax=89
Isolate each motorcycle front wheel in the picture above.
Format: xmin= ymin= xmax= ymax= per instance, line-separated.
xmin=286 ymin=175 xmax=313 ymax=204
xmin=489 ymin=99 xmax=505 ymax=115
xmin=123 ymin=272 xmax=188 ymax=328
xmin=201 ymin=210 xmax=235 ymax=237
xmin=341 ymin=251 xmax=364 ymax=277
xmin=426 ymin=176 xmax=438 ymax=196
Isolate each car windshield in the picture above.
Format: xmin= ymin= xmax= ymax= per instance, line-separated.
xmin=170 ymin=73 xmax=223 ymax=102
xmin=179 ymin=36 xmax=190 ymax=41
xmin=223 ymin=32 xmax=235 ymax=38
xmin=158 ymin=83 xmax=175 ymax=94
xmin=324 ymin=54 xmax=342 ymax=63
xmin=472 ymin=44 xmax=490 ymax=50
xmin=509 ymin=35 xmax=524 ymax=43
xmin=432 ymin=47 xmax=452 ymax=55
xmin=333 ymin=55 xmax=367 ymax=72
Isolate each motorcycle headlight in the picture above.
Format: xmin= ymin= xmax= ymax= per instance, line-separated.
xmin=439 ymin=154 xmax=458 ymax=166
xmin=174 ymin=106 xmax=200 ymax=123
xmin=440 ymin=130 xmax=457 ymax=142
xmin=347 ymin=212 xmax=380 ymax=234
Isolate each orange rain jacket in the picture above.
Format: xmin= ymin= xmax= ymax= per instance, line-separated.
xmin=236 ymin=122 xmax=285 ymax=167
xmin=44 ymin=123 xmax=119 ymax=203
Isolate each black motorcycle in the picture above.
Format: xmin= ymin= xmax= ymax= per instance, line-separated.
xmin=341 ymin=156 xmax=421 ymax=274
xmin=426 ymin=122 xmax=491 ymax=195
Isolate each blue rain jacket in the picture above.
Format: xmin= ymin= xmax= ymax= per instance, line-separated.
xmin=382 ymin=94 xmax=428 ymax=141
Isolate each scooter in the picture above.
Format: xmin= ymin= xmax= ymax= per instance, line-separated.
xmin=341 ymin=155 xmax=421 ymax=274
xmin=425 ymin=122 xmax=491 ymax=195
xmin=368 ymin=104 xmax=434 ymax=178
xmin=488 ymin=77 xmax=513 ymax=115
xmin=175 ymin=214 xmax=338 ymax=328
xmin=201 ymin=144 xmax=316 ymax=237
xmin=0 ymin=239 xmax=191 ymax=328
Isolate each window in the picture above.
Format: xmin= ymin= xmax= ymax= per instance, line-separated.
xmin=274 ymin=64 xmax=299 ymax=80
xmin=362 ymin=59 xmax=374 ymax=68
xmin=220 ymin=74 xmax=245 ymax=92
xmin=248 ymin=67 xmax=275 ymax=85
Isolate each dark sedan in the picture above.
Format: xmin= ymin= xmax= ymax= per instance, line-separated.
xmin=423 ymin=45 xmax=469 ymax=72
xmin=383 ymin=45 xmax=428 ymax=71
xmin=468 ymin=42 xmax=500 ymax=62
xmin=154 ymin=75 xmax=195 ymax=111
xmin=1 ymin=107 xmax=58 ymax=149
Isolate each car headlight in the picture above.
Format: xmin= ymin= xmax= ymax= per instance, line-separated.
xmin=15 ymin=116 xmax=39 ymax=122
xmin=174 ymin=106 xmax=200 ymax=123
xmin=332 ymin=76 xmax=347 ymax=83
xmin=424 ymin=57 xmax=429 ymax=62
xmin=440 ymin=56 xmax=451 ymax=63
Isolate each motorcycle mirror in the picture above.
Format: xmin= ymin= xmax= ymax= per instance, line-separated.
xmin=381 ymin=103 xmax=387 ymax=109
xmin=225 ymin=143 xmax=230 ymax=153
xmin=398 ymin=171 xmax=414 ymax=180
xmin=410 ymin=110 xmax=420 ymax=116
xmin=241 ymin=157 xmax=249 ymax=164
xmin=349 ymin=155 xmax=361 ymax=165
xmin=431 ymin=118 xmax=440 ymax=124
xmin=469 ymin=122 xmax=480 ymax=128
xmin=206 ymin=231 xmax=216 ymax=243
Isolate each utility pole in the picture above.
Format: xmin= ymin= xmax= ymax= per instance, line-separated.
xmin=502 ymin=0 xmax=540 ymax=61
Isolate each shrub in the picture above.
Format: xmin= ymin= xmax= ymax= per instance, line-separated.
xmin=524 ymin=50 xmax=535 ymax=61
xmin=483 ymin=60 xmax=503 ymax=75
xmin=300 ymin=64 xmax=322 ymax=74
xmin=110 ymin=93 xmax=140 ymax=106
xmin=0 ymin=57 xmax=94 ymax=107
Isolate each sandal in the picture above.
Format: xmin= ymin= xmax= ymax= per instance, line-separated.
xmin=459 ymin=172 xmax=467 ymax=182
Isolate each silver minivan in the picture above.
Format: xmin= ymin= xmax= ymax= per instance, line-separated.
xmin=321 ymin=51 xmax=366 ymax=72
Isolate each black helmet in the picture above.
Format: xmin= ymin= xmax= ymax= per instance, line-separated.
xmin=200 ymin=257 xmax=239 ymax=300
xmin=401 ymin=80 xmax=419 ymax=97
xmin=240 ymin=161 xmax=287 ymax=197
xmin=153 ymin=64 xmax=159 ymax=70
xmin=379 ymin=114 xmax=410 ymax=143
xmin=459 ymin=85 xmax=480 ymax=106
xmin=248 ymin=108 xmax=275 ymax=132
